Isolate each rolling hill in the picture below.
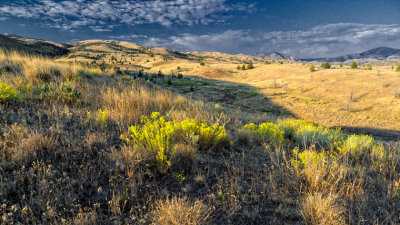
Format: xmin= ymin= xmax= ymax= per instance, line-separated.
xmin=1 ymin=34 xmax=400 ymax=224
xmin=1 ymin=34 xmax=70 ymax=57
xmin=302 ymin=47 xmax=400 ymax=62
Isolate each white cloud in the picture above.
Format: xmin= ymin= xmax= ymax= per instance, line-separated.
xmin=0 ymin=0 xmax=252 ymax=31
xmin=142 ymin=30 xmax=259 ymax=53
xmin=128 ymin=23 xmax=400 ymax=58
xmin=109 ymin=34 xmax=149 ymax=40
xmin=259 ymin=23 xmax=400 ymax=57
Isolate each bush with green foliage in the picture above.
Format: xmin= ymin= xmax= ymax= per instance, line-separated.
xmin=339 ymin=134 xmax=374 ymax=160
xmin=338 ymin=134 xmax=388 ymax=170
xmin=351 ymin=62 xmax=358 ymax=69
xmin=309 ymin=64 xmax=315 ymax=72
xmin=242 ymin=122 xmax=285 ymax=146
xmin=166 ymin=79 xmax=172 ymax=85
xmin=121 ymin=112 xmax=230 ymax=173
xmin=396 ymin=64 xmax=400 ymax=72
xmin=247 ymin=62 xmax=254 ymax=69
xmin=176 ymin=119 xmax=231 ymax=151
xmin=0 ymin=80 xmax=20 ymax=103
xmin=279 ymin=120 xmax=342 ymax=149
xmin=33 ymin=82 xmax=81 ymax=105
xmin=291 ymin=148 xmax=327 ymax=170
xmin=321 ymin=62 xmax=331 ymax=69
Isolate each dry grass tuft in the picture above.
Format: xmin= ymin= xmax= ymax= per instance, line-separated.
xmin=301 ymin=193 xmax=345 ymax=225
xmin=152 ymin=196 xmax=212 ymax=225
xmin=100 ymin=85 xmax=174 ymax=123
xmin=110 ymin=144 xmax=145 ymax=180
xmin=0 ymin=124 xmax=54 ymax=163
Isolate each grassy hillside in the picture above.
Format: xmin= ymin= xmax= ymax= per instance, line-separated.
xmin=57 ymin=40 xmax=400 ymax=140
xmin=1 ymin=34 xmax=70 ymax=57
xmin=0 ymin=34 xmax=37 ymax=55
xmin=1 ymin=48 xmax=400 ymax=224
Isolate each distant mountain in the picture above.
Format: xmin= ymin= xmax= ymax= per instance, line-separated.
xmin=255 ymin=52 xmax=299 ymax=61
xmin=1 ymin=33 xmax=70 ymax=57
xmin=302 ymin=47 xmax=400 ymax=62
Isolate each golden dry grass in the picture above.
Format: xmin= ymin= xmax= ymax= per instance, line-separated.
xmin=301 ymin=193 xmax=344 ymax=225
xmin=152 ymin=196 xmax=212 ymax=225
xmin=57 ymin=41 xmax=400 ymax=134
xmin=1 ymin=48 xmax=400 ymax=224
xmin=167 ymin=62 xmax=400 ymax=133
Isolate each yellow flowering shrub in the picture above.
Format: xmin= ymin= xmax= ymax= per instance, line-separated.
xmin=279 ymin=120 xmax=342 ymax=149
xmin=177 ymin=119 xmax=230 ymax=151
xmin=121 ymin=112 xmax=230 ymax=173
xmin=242 ymin=122 xmax=286 ymax=146
xmin=291 ymin=148 xmax=327 ymax=170
xmin=339 ymin=134 xmax=375 ymax=160
xmin=0 ymin=80 xmax=20 ymax=103
xmin=339 ymin=134 xmax=387 ymax=168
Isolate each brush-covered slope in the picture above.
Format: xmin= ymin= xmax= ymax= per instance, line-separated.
xmin=0 ymin=34 xmax=37 ymax=54
xmin=2 ymin=34 xmax=70 ymax=57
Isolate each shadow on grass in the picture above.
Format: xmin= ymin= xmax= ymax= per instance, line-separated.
xmin=337 ymin=126 xmax=400 ymax=141
xmin=133 ymin=71 xmax=400 ymax=141
xmin=135 ymin=72 xmax=297 ymax=119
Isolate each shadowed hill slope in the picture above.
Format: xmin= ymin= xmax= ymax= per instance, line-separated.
xmin=1 ymin=34 xmax=70 ymax=57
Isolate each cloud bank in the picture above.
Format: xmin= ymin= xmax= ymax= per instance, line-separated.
xmin=0 ymin=0 xmax=251 ymax=31
xmin=121 ymin=23 xmax=400 ymax=58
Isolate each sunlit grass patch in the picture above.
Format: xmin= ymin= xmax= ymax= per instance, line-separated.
xmin=152 ymin=196 xmax=212 ymax=225
xmin=301 ymin=193 xmax=344 ymax=225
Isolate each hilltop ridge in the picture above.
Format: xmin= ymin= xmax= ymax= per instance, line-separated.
xmin=302 ymin=47 xmax=400 ymax=62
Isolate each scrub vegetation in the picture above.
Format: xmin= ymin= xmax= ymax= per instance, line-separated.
xmin=1 ymin=47 xmax=400 ymax=225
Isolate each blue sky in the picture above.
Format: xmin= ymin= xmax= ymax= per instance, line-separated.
xmin=0 ymin=0 xmax=399 ymax=58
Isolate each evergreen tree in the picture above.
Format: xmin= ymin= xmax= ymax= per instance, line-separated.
xmin=247 ymin=62 xmax=254 ymax=69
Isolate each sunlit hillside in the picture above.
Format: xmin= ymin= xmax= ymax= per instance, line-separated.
xmin=56 ymin=40 xmax=400 ymax=139
xmin=1 ymin=42 xmax=400 ymax=224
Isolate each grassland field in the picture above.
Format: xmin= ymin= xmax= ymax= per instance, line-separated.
xmin=0 ymin=40 xmax=400 ymax=224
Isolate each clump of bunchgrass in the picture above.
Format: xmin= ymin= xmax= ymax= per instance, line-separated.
xmin=301 ymin=193 xmax=345 ymax=225
xmin=152 ymin=196 xmax=212 ymax=225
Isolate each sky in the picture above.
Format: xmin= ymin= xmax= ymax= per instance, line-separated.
xmin=0 ymin=0 xmax=399 ymax=58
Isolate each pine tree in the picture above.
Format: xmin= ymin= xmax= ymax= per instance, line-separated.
xmin=247 ymin=62 xmax=254 ymax=69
